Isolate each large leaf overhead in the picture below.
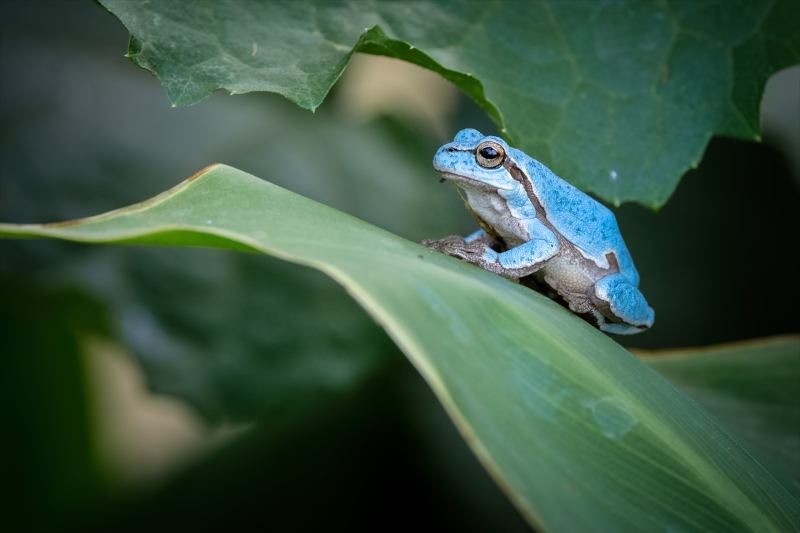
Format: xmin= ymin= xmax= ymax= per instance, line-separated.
xmin=2 ymin=165 xmax=798 ymax=533
xmin=97 ymin=0 xmax=800 ymax=208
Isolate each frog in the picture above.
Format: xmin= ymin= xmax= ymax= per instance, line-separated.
xmin=420 ymin=129 xmax=654 ymax=335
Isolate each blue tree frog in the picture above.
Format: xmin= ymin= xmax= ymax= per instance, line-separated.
xmin=421 ymin=129 xmax=654 ymax=335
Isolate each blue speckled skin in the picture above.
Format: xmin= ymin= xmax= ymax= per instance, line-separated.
xmin=428 ymin=129 xmax=654 ymax=334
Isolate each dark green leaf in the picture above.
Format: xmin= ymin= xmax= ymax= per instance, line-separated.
xmin=98 ymin=0 xmax=800 ymax=207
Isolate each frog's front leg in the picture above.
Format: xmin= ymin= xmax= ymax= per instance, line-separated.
xmin=592 ymin=273 xmax=655 ymax=335
xmin=422 ymin=220 xmax=559 ymax=279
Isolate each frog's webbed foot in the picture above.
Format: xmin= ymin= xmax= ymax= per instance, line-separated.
xmin=419 ymin=234 xmax=468 ymax=251
xmin=420 ymin=235 xmax=551 ymax=280
xmin=422 ymin=222 xmax=561 ymax=280
xmin=591 ymin=273 xmax=654 ymax=334
xmin=418 ymin=235 xmax=510 ymax=278
xmin=420 ymin=235 xmax=494 ymax=267
xmin=420 ymin=229 xmax=500 ymax=249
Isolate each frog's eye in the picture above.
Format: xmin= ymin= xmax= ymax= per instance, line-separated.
xmin=476 ymin=141 xmax=505 ymax=168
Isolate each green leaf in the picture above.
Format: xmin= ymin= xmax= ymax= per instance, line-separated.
xmin=97 ymin=0 xmax=800 ymax=208
xmin=641 ymin=336 xmax=800 ymax=499
xmin=2 ymin=165 xmax=798 ymax=532
xmin=110 ymin=248 xmax=394 ymax=423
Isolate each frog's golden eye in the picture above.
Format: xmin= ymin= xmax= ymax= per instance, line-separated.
xmin=476 ymin=141 xmax=505 ymax=168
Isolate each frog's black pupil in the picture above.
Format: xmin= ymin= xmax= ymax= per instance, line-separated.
xmin=480 ymin=146 xmax=499 ymax=160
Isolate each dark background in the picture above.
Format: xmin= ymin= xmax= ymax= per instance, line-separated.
xmin=1 ymin=1 xmax=798 ymax=531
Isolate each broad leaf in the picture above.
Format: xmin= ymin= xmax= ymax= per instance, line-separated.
xmin=2 ymin=165 xmax=798 ymax=532
xmin=641 ymin=336 xmax=800 ymax=499
xmin=97 ymin=0 xmax=800 ymax=208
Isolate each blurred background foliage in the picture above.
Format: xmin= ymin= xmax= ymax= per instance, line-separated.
xmin=0 ymin=1 xmax=798 ymax=531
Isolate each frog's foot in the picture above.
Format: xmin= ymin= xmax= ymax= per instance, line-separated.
xmin=420 ymin=235 xmax=492 ymax=266
xmin=419 ymin=235 xmax=524 ymax=279
xmin=419 ymin=234 xmax=470 ymax=252
xmin=591 ymin=273 xmax=654 ymax=335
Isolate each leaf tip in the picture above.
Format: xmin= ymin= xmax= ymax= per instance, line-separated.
xmin=186 ymin=163 xmax=223 ymax=183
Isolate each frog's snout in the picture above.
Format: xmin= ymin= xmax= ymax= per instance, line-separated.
xmin=432 ymin=144 xmax=454 ymax=174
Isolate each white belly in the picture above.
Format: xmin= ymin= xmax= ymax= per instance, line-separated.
xmin=462 ymin=186 xmax=530 ymax=246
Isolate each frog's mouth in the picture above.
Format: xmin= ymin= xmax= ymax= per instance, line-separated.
xmin=436 ymin=171 xmax=495 ymax=190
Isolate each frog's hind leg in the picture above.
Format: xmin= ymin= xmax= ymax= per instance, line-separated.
xmin=592 ymin=273 xmax=654 ymax=334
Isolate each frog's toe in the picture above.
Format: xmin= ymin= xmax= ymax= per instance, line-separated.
xmin=418 ymin=235 xmax=466 ymax=251
xmin=594 ymin=274 xmax=654 ymax=331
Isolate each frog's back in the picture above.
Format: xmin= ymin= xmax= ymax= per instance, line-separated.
xmin=511 ymin=148 xmax=640 ymax=286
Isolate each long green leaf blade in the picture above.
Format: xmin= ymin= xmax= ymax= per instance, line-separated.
xmin=641 ymin=337 xmax=800 ymax=500
xmin=1 ymin=165 xmax=797 ymax=532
